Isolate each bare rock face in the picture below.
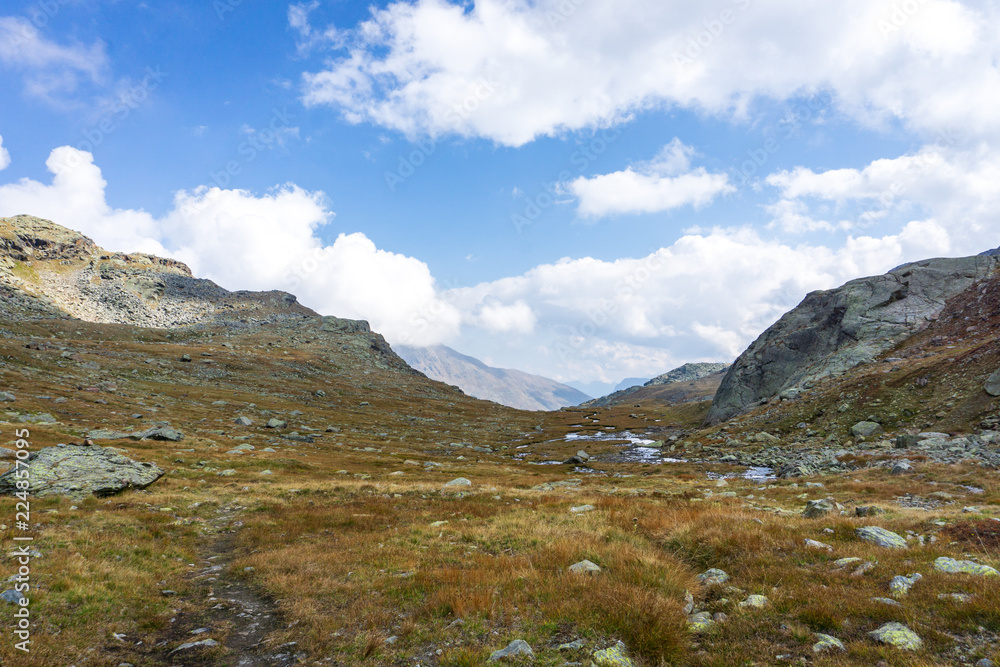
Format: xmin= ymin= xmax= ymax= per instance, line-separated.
xmin=706 ymin=253 xmax=999 ymax=423
xmin=0 ymin=442 xmax=164 ymax=498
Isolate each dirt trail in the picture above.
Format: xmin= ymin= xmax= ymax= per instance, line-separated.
xmin=134 ymin=505 xmax=300 ymax=666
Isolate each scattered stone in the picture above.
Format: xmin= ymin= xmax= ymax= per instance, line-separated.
xmin=857 ymin=526 xmax=908 ymax=549
xmin=813 ymin=633 xmax=846 ymax=653
xmin=216 ymin=469 xmax=236 ymax=477
xmin=803 ymin=499 xmax=835 ymax=518
xmin=890 ymin=460 xmax=914 ymax=475
xmin=259 ymin=470 xmax=273 ymax=476
xmin=687 ymin=612 xmax=715 ymax=632
xmin=683 ymin=590 xmax=695 ymax=615
xmin=1 ymin=589 xmax=25 ymax=604
xmin=852 ymin=561 xmax=878 ymax=577
xmin=234 ymin=415 xmax=252 ymax=427
xmin=569 ymin=559 xmax=601 ymax=575
xmin=933 ymin=557 xmax=999 ymax=577
xmin=976 ymin=659 xmax=995 ymax=667
xmin=855 ymin=506 xmax=883 ymax=517
xmin=852 ymin=421 xmax=884 ymax=439
xmin=868 ymin=622 xmax=922 ymax=650
xmin=889 ymin=573 xmax=922 ymax=597
xmin=985 ymin=369 xmax=1000 ymax=397
xmin=443 ymin=478 xmax=472 ymax=488
xmin=180 ymin=354 xmax=192 ymax=362
xmin=0 ymin=392 xmax=14 ymax=402
xmin=169 ymin=638 xmax=218 ymax=654
xmin=0 ymin=442 xmax=164 ymax=498
xmin=129 ymin=426 xmax=183 ymax=442
xmin=804 ymin=539 xmax=832 ymax=551
xmin=938 ymin=593 xmax=972 ymax=603
xmin=557 ymin=639 xmax=585 ymax=651
xmin=265 ymin=418 xmax=286 ymax=429
xmin=488 ymin=639 xmax=534 ymax=662
xmin=696 ymin=568 xmax=730 ymax=586
xmin=569 ymin=504 xmax=595 ymax=514
xmin=895 ymin=434 xmax=922 ymax=449
xmin=871 ymin=597 xmax=901 ymax=606
xmin=739 ymin=595 xmax=768 ymax=608
xmin=593 ymin=641 xmax=635 ymax=667
xmin=563 ymin=450 xmax=591 ymax=465
xmin=833 ymin=557 xmax=862 ymax=568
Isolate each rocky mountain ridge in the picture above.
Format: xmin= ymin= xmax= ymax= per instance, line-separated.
xmin=580 ymin=362 xmax=730 ymax=408
xmin=707 ymin=251 xmax=1000 ymax=424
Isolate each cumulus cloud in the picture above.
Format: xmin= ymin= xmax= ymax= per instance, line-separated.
xmin=296 ymin=0 xmax=1000 ymax=146
xmin=0 ymin=146 xmax=459 ymax=346
xmin=0 ymin=16 xmax=108 ymax=105
xmin=0 ymin=135 xmax=9 ymax=171
xmin=567 ymin=139 xmax=733 ymax=217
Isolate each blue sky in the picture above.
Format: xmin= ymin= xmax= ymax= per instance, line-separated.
xmin=1 ymin=0 xmax=998 ymax=390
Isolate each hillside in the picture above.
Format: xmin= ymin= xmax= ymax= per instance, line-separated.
xmin=581 ymin=362 xmax=730 ymax=408
xmin=395 ymin=343 xmax=591 ymax=411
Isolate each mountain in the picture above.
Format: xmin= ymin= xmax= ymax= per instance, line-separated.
xmin=580 ymin=362 xmax=730 ymax=408
xmin=707 ymin=251 xmax=1000 ymax=423
xmin=565 ymin=379 xmax=611 ymax=398
xmin=615 ymin=377 xmax=650 ymax=391
xmin=395 ymin=344 xmax=591 ymax=411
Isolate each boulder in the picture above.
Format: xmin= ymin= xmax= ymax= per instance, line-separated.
xmin=706 ymin=253 xmax=999 ymax=423
xmin=933 ymin=557 xmax=1000 ymax=577
xmin=0 ymin=392 xmax=14 ymax=402
xmin=130 ymin=426 xmax=183 ymax=442
xmin=856 ymin=526 xmax=907 ymax=549
xmin=568 ymin=559 xmax=601 ymax=574
xmin=489 ymin=639 xmax=534 ymax=662
xmin=443 ymin=477 xmax=472 ymax=488
xmin=696 ymin=568 xmax=730 ymax=586
xmin=986 ymin=369 xmax=1000 ymax=397
xmin=803 ymin=499 xmax=835 ymax=518
xmin=851 ymin=421 xmax=884 ymax=439
xmin=687 ymin=612 xmax=715 ymax=632
xmin=738 ymin=595 xmax=769 ymax=608
xmin=813 ymin=633 xmax=846 ymax=653
xmin=234 ymin=415 xmax=253 ymax=427
xmin=593 ymin=641 xmax=635 ymax=667
xmin=889 ymin=573 xmax=922 ymax=597
xmin=868 ymin=622 xmax=922 ymax=650
xmin=0 ymin=442 xmax=164 ymax=498
xmin=265 ymin=418 xmax=287 ymax=429
xmin=890 ymin=460 xmax=914 ymax=475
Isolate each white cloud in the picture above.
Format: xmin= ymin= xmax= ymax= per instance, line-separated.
xmin=0 ymin=135 xmax=9 ymax=171
xmin=0 ymin=146 xmax=459 ymax=346
xmin=0 ymin=16 xmax=108 ymax=105
xmin=474 ymin=299 xmax=536 ymax=333
xmin=296 ymin=0 xmax=1000 ymax=146
xmin=567 ymin=140 xmax=733 ymax=217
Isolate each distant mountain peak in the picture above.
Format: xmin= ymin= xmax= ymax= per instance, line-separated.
xmin=395 ymin=344 xmax=590 ymax=411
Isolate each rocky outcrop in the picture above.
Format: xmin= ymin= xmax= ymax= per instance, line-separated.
xmin=581 ymin=362 xmax=730 ymax=408
xmin=0 ymin=441 xmax=164 ymax=498
xmin=707 ymin=253 xmax=1000 ymax=423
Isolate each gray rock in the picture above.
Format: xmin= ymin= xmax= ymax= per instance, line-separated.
xmin=234 ymin=415 xmax=253 ymax=427
xmin=180 ymin=354 xmax=192 ymax=362
xmin=687 ymin=611 xmax=715 ymax=632
xmin=569 ymin=504 xmax=595 ymax=514
xmin=1 ymin=589 xmax=25 ymax=604
xmin=868 ymin=622 xmax=922 ymax=650
xmin=738 ymin=594 xmax=768 ymax=608
xmin=696 ymin=568 xmax=730 ymax=585
xmin=130 ymin=426 xmax=183 ymax=442
xmin=0 ymin=442 xmax=164 ymax=498
xmin=593 ymin=641 xmax=635 ymax=667
xmin=563 ymin=450 xmax=591 ymax=465
xmin=0 ymin=392 xmax=15 ymax=402
xmin=568 ymin=559 xmax=601 ymax=574
xmin=170 ymin=638 xmax=218 ymax=654
xmin=812 ymin=633 xmax=845 ymax=653
xmin=557 ymin=639 xmax=585 ymax=651
xmin=856 ymin=526 xmax=908 ymax=549
xmin=265 ymin=418 xmax=287 ymax=429
xmin=895 ymin=434 xmax=922 ymax=449
xmin=851 ymin=421 xmax=884 ymax=439
xmin=889 ymin=573 xmax=922 ymax=597
xmin=890 ymin=460 xmax=913 ymax=475
xmin=804 ymin=539 xmax=832 ymax=551
xmin=855 ymin=506 xmax=883 ymax=517
xmin=871 ymin=596 xmax=901 ymax=606
xmin=933 ymin=557 xmax=1000 ymax=577
xmin=976 ymin=659 xmax=995 ymax=667
xmin=986 ymin=369 xmax=1000 ymax=397
xmin=707 ymin=253 xmax=999 ymax=423
xmin=488 ymin=639 xmax=534 ymax=662
xmin=803 ymin=499 xmax=835 ymax=518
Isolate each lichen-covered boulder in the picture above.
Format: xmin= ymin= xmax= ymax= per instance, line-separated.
xmin=934 ymin=557 xmax=999 ymax=577
xmin=813 ymin=633 xmax=846 ymax=653
xmin=593 ymin=641 xmax=635 ymax=667
xmin=696 ymin=568 xmax=730 ymax=585
xmin=0 ymin=442 xmax=164 ymax=498
xmin=868 ymin=622 xmax=922 ymax=650
xmin=857 ymin=526 xmax=908 ymax=549
xmin=687 ymin=612 xmax=715 ymax=633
